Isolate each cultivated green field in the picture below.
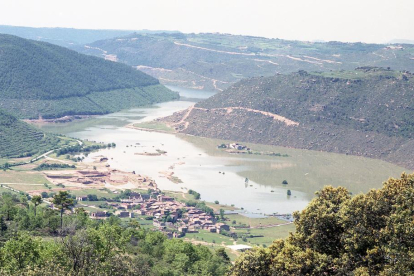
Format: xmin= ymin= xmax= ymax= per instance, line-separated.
xmin=225 ymin=214 xmax=287 ymax=228
xmin=183 ymin=230 xmax=236 ymax=246
xmin=233 ymin=224 xmax=296 ymax=246
xmin=0 ymin=171 xmax=51 ymax=185
xmin=36 ymin=117 xmax=132 ymax=135
xmin=70 ymin=188 xmax=117 ymax=199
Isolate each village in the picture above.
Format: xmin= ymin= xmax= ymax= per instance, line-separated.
xmin=1 ymin=144 xmax=293 ymax=252
xmin=37 ymin=152 xmax=233 ymax=239
xmin=80 ymin=190 xmax=231 ymax=239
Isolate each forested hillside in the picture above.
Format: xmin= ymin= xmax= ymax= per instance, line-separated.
xmin=77 ymin=32 xmax=414 ymax=91
xmin=0 ymin=191 xmax=230 ymax=276
xmin=161 ymin=67 xmax=414 ymax=169
xmin=0 ymin=109 xmax=62 ymax=158
xmin=0 ymin=34 xmax=178 ymax=119
xmin=231 ymin=173 xmax=414 ymax=275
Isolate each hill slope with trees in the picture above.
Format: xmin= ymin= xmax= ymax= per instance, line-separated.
xmin=0 ymin=109 xmax=62 ymax=158
xmin=161 ymin=67 xmax=414 ymax=169
xmin=0 ymin=191 xmax=230 ymax=275
xmin=0 ymin=34 xmax=178 ymax=119
xmin=231 ymin=173 xmax=414 ymax=275
xmin=77 ymin=32 xmax=414 ymax=91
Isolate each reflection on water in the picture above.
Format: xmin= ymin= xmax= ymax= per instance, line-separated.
xmin=66 ymin=100 xmax=308 ymax=214
xmin=37 ymin=86 xmax=407 ymax=214
xmin=165 ymin=85 xmax=216 ymax=101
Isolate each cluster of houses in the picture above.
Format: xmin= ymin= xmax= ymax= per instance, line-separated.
xmin=86 ymin=192 xmax=230 ymax=238
xmin=218 ymin=143 xmax=250 ymax=151
xmin=154 ymin=207 xmax=230 ymax=238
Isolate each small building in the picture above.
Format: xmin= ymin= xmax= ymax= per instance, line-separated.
xmin=157 ymin=195 xmax=174 ymax=202
xmin=141 ymin=194 xmax=151 ymax=200
xmin=178 ymin=226 xmax=188 ymax=233
xmin=153 ymin=220 xmax=165 ymax=228
xmin=229 ymin=143 xmax=247 ymax=150
xmin=187 ymin=227 xmax=198 ymax=233
xmin=118 ymin=211 xmax=130 ymax=218
xmin=216 ymin=223 xmax=230 ymax=233
xmin=76 ymin=196 xmax=88 ymax=201
xmin=90 ymin=211 xmax=107 ymax=219
xmin=137 ymin=209 xmax=147 ymax=215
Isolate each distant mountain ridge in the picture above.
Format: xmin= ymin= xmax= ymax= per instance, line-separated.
xmin=76 ymin=32 xmax=414 ymax=91
xmin=0 ymin=25 xmax=180 ymax=46
xmin=388 ymin=39 xmax=414 ymax=45
xmin=161 ymin=67 xmax=414 ymax=169
xmin=0 ymin=34 xmax=178 ymax=119
xmin=4 ymin=27 xmax=414 ymax=93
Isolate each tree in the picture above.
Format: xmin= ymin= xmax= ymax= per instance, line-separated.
xmin=41 ymin=191 xmax=49 ymax=198
xmin=231 ymin=247 xmax=273 ymax=276
xmin=0 ymin=216 xmax=7 ymax=234
xmin=1 ymin=193 xmax=17 ymax=221
xmin=31 ymin=195 xmax=42 ymax=217
xmin=0 ymin=232 xmax=43 ymax=272
xmin=231 ymin=173 xmax=414 ymax=275
xmin=216 ymin=248 xmax=230 ymax=263
xmin=52 ymin=191 xmax=74 ymax=231
xmin=219 ymin=209 xmax=225 ymax=220
xmin=282 ymin=180 xmax=288 ymax=184
xmin=87 ymin=194 xmax=98 ymax=201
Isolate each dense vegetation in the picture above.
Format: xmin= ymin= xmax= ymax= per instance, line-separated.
xmin=0 ymin=191 xmax=230 ymax=275
xmin=0 ymin=109 xmax=62 ymax=158
xmin=78 ymin=32 xmax=414 ymax=91
xmin=231 ymin=173 xmax=414 ymax=275
xmin=166 ymin=67 xmax=414 ymax=169
xmin=55 ymin=143 xmax=115 ymax=157
xmin=0 ymin=34 xmax=178 ymax=119
xmin=1 ymin=171 xmax=414 ymax=275
xmin=34 ymin=163 xmax=76 ymax=171
xmin=199 ymin=67 xmax=414 ymax=139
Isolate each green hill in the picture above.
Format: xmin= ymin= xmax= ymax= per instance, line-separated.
xmin=231 ymin=173 xmax=414 ymax=275
xmin=161 ymin=67 xmax=414 ymax=169
xmin=0 ymin=34 xmax=178 ymax=119
xmin=0 ymin=109 xmax=62 ymax=158
xmin=77 ymin=32 xmax=414 ymax=91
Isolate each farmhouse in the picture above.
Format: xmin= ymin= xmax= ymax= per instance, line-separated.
xmin=157 ymin=195 xmax=174 ymax=202
xmin=90 ymin=211 xmax=107 ymax=219
xmin=76 ymin=196 xmax=88 ymax=201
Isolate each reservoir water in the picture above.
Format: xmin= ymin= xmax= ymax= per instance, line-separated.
xmin=39 ymin=86 xmax=408 ymax=214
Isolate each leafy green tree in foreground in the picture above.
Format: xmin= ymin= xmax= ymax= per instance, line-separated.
xmin=52 ymin=191 xmax=74 ymax=230
xmin=0 ymin=232 xmax=43 ymax=272
xmin=231 ymin=173 xmax=414 ymax=276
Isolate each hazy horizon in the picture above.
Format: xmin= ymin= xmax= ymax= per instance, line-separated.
xmin=1 ymin=0 xmax=413 ymax=44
